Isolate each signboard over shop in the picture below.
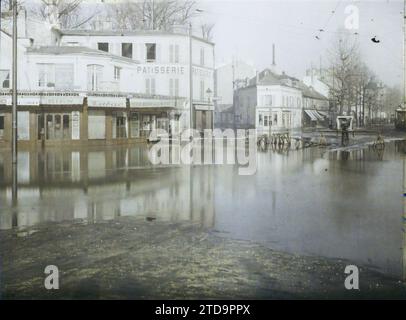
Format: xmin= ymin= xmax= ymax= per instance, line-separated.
xmin=130 ymin=98 xmax=179 ymax=109
xmin=0 ymin=95 xmax=83 ymax=106
xmin=41 ymin=96 xmax=83 ymax=105
xmin=87 ymin=96 xmax=127 ymax=108
xmin=194 ymin=104 xmax=214 ymax=111
xmin=0 ymin=96 xmax=40 ymax=106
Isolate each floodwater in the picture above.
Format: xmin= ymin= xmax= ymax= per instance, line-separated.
xmin=0 ymin=140 xmax=405 ymax=277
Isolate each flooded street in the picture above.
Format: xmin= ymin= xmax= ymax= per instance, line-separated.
xmin=0 ymin=140 xmax=405 ymax=298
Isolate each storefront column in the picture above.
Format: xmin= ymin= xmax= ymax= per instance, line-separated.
xmin=81 ymin=99 xmax=89 ymax=141
xmin=106 ymin=112 xmax=113 ymax=142
xmin=29 ymin=112 xmax=37 ymax=144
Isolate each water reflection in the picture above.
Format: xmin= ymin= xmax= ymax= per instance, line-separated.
xmin=0 ymin=145 xmax=215 ymax=230
xmin=0 ymin=140 xmax=405 ymax=277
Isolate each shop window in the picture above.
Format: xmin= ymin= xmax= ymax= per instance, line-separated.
xmin=259 ymin=114 xmax=263 ymax=126
xmin=63 ymin=115 xmax=70 ymax=139
xmin=130 ymin=112 xmax=140 ymax=138
xmin=46 ymin=114 xmax=53 ymax=139
xmin=113 ymin=112 xmax=127 ymax=138
xmin=0 ymin=115 xmax=4 ymax=139
xmin=38 ymin=114 xmax=44 ymax=140
xmin=157 ymin=114 xmax=168 ymax=132
xmin=146 ymin=43 xmax=156 ymax=62
xmin=98 ymin=42 xmax=109 ymax=52
xmin=55 ymin=115 xmax=62 ymax=139
xmin=273 ymin=114 xmax=278 ymax=125
xmin=122 ymin=43 xmax=133 ymax=58
xmin=264 ymin=116 xmax=269 ymax=127
xmin=0 ymin=70 xmax=10 ymax=88
xmin=43 ymin=113 xmax=71 ymax=140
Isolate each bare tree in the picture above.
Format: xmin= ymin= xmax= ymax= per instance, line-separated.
xmin=327 ymin=34 xmax=361 ymax=117
xmin=200 ymin=23 xmax=214 ymax=41
xmin=31 ymin=0 xmax=97 ymax=29
xmin=106 ymin=0 xmax=197 ymax=31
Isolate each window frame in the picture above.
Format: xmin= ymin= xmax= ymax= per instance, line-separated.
xmin=121 ymin=43 xmax=133 ymax=59
xmin=146 ymin=43 xmax=156 ymax=62
xmin=97 ymin=42 xmax=109 ymax=52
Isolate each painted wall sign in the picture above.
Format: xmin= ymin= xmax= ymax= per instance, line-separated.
xmin=87 ymin=96 xmax=126 ymax=108
xmin=135 ymin=64 xmax=186 ymax=75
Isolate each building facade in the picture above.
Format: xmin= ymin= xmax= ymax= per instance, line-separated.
xmin=0 ymin=11 xmax=215 ymax=148
xmin=300 ymin=83 xmax=329 ymax=128
xmin=234 ymin=69 xmax=303 ymax=136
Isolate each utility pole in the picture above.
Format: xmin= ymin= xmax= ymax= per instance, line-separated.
xmin=11 ymin=0 xmax=17 ymax=224
xmin=0 ymin=0 xmax=2 ymax=60
xmin=189 ymin=22 xmax=193 ymax=130
xmin=403 ymin=0 xmax=406 ymax=281
xmin=12 ymin=0 xmax=17 ymax=164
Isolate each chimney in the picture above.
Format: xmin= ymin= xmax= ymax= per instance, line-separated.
xmin=272 ymin=43 xmax=276 ymax=66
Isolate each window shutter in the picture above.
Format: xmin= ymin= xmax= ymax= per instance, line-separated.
xmin=175 ymin=45 xmax=179 ymax=63
xmin=169 ymin=44 xmax=174 ymax=63
xmin=145 ymin=78 xmax=150 ymax=94
xmin=169 ymin=78 xmax=173 ymax=96
xmin=151 ymin=79 xmax=156 ymax=95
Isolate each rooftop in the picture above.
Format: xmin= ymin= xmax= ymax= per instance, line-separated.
xmin=248 ymin=69 xmax=300 ymax=87
xmin=59 ymin=29 xmax=215 ymax=45
xmin=26 ymin=46 xmax=138 ymax=63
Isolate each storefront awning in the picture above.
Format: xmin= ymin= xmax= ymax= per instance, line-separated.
xmin=317 ymin=110 xmax=328 ymax=118
xmin=304 ymin=109 xmax=318 ymax=121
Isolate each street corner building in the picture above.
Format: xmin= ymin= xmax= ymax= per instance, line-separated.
xmin=0 ymin=8 xmax=215 ymax=148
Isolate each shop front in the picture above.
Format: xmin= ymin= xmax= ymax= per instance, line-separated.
xmin=194 ymin=104 xmax=214 ymax=132
xmin=129 ymin=97 xmax=185 ymax=139
xmin=87 ymin=96 xmax=128 ymax=143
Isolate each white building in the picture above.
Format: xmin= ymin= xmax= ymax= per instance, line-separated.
xmin=0 ymin=9 xmax=215 ymax=147
xmin=234 ymin=69 xmax=303 ymax=136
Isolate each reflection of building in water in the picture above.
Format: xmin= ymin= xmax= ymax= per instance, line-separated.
xmin=0 ymin=146 xmax=215 ymax=230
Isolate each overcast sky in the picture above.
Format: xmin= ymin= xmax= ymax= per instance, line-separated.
xmin=195 ymin=0 xmax=403 ymax=87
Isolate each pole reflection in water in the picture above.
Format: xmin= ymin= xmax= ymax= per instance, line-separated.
xmin=0 ymin=141 xmax=405 ymax=277
xmin=11 ymin=161 xmax=17 ymax=228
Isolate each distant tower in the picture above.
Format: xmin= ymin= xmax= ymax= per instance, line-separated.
xmin=270 ymin=43 xmax=277 ymax=74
